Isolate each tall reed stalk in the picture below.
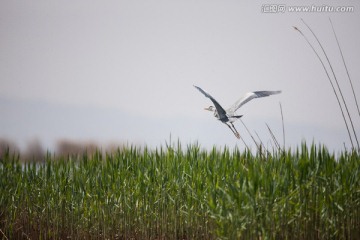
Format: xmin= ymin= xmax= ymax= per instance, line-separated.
xmin=300 ymin=19 xmax=359 ymax=151
xmin=329 ymin=18 xmax=360 ymax=117
xmin=294 ymin=20 xmax=359 ymax=151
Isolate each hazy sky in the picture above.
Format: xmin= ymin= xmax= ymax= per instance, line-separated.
xmin=1 ymin=0 xmax=359 ymax=152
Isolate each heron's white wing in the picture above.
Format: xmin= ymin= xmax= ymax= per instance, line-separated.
xmin=227 ymin=91 xmax=281 ymax=113
xmin=193 ymin=85 xmax=227 ymax=118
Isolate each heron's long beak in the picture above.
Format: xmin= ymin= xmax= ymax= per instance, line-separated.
xmin=204 ymin=107 xmax=211 ymax=111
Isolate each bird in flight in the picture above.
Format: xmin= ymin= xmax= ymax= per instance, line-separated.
xmin=194 ymin=85 xmax=281 ymax=139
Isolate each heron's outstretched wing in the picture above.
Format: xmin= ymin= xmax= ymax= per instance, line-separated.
xmin=193 ymin=85 xmax=227 ymax=119
xmin=227 ymin=91 xmax=281 ymax=113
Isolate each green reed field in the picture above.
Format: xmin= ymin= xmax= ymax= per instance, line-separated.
xmin=0 ymin=143 xmax=359 ymax=239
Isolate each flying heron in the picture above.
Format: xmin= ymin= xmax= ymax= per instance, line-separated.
xmin=194 ymin=85 xmax=281 ymax=139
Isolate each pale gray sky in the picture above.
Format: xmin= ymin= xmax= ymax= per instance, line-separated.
xmin=1 ymin=0 xmax=359 ymax=152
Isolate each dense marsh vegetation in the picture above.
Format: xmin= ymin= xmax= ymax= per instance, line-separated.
xmin=1 ymin=144 xmax=359 ymax=239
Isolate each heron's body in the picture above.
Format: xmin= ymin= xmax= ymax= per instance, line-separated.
xmin=194 ymin=85 xmax=281 ymax=139
xmin=210 ymin=108 xmax=242 ymax=123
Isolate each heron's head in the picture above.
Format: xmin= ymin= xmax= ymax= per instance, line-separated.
xmin=204 ymin=106 xmax=215 ymax=112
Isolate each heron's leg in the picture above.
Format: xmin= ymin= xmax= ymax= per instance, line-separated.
xmin=226 ymin=123 xmax=240 ymax=139
xmin=231 ymin=123 xmax=241 ymax=138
